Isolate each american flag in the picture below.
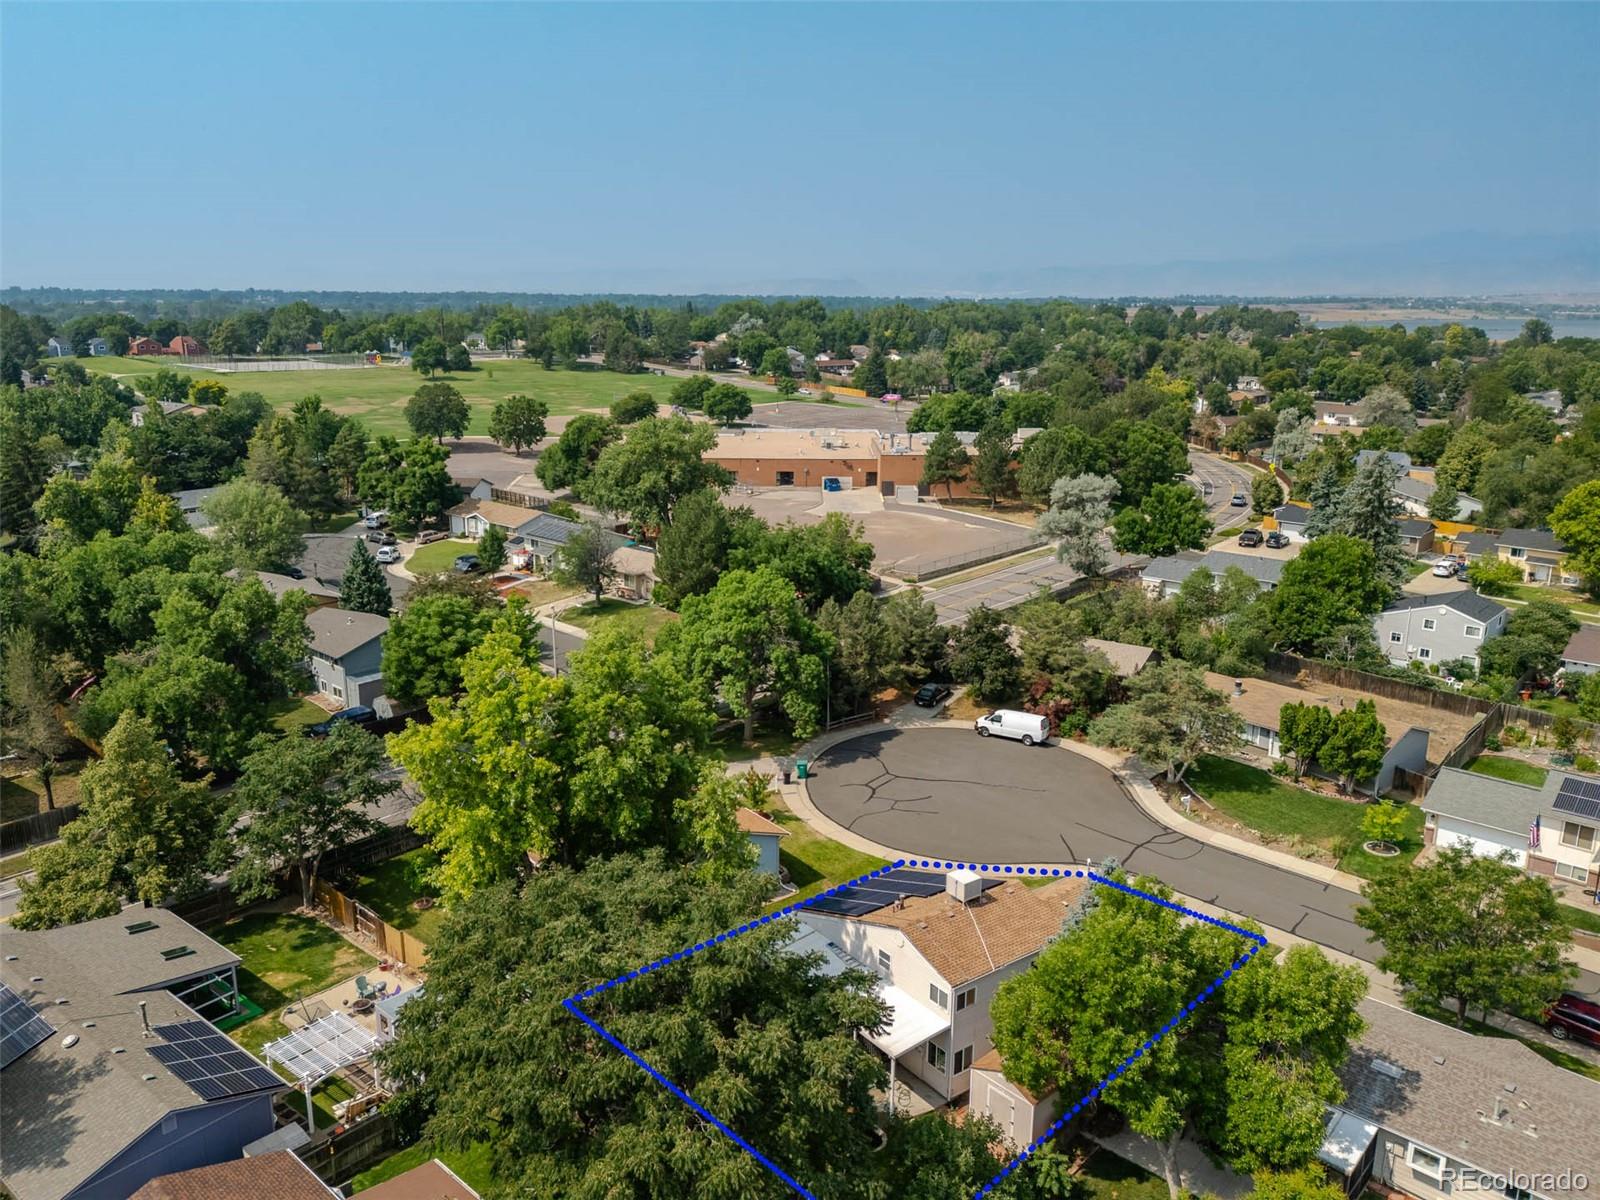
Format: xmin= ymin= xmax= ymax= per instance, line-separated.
xmin=1528 ymin=814 xmax=1541 ymax=850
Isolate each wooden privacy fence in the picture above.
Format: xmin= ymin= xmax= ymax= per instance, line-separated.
xmin=1 ymin=803 xmax=80 ymax=854
xmin=1263 ymin=652 xmax=1496 ymax=719
xmin=295 ymin=1111 xmax=398 ymax=1187
xmin=313 ymin=878 xmax=428 ymax=971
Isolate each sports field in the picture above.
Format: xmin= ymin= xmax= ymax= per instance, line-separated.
xmin=61 ymin=356 xmax=758 ymax=437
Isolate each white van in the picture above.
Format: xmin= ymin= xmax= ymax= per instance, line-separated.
xmin=974 ymin=709 xmax=1050 ymax=746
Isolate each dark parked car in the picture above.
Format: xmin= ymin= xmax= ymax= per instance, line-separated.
xmin=453 ymin=554 xmax=482 ymax=573
xmin=1264 ymin=531 xmax=1290 ymax=549
xmin=1545 ymin=993 xmax=1600 ymax=1047
xmin=1237 ymin=529 xmax=1263 ymax=547
xmin=306 ymin=706 xmax=378 ymax=737
xmin=283 ymin=565 xmax=306 ymax=580
xmin=914 ymin=682 xmax=952 ymax=707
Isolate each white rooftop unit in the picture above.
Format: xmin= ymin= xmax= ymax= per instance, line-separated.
xmin=946 ymin=868 xmax=983 ymax=904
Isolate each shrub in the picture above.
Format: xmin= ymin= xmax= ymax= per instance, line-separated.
xmin=1270 ymin=759 xmax=1293 ymax=777
xmin=1574 ymin=753 xmax=1599 ymax=774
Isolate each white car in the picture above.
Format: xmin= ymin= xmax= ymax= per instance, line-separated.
xmin=1431 ymin=558 xmax=1458 ymax=578
xmin=974 ymin=709 xmax=1050 ymax=746
xmin=375 ymin=544 xmax=401 ymax=564
xmin=363 ymin=510 xmax=389 ymax=529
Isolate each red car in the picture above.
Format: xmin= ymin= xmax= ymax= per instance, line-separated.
xmin=1544 ymin=992 xmax=1600 ymax=1047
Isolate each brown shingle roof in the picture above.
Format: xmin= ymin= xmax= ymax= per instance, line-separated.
xmin=971 ymin=1047 xmax=1052 ymax=1104
xmin=129 ymin=1151 xmax=334 ymax=1200
xmin=858 ymin=877 xmax=1084 ymax=987
xmin=357 ymin=1158 xmax=481 ymax=1200
xmin=446 ymin=497 xmax=544 ymax=531
xmin=735 ymin=807 xmax=787 ymax=837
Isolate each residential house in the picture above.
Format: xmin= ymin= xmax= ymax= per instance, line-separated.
xmin=970 ymin=1049 xmax=1058 ymax=1151
xmin=357 ymin=1158 xmax=481 ymax=1200
xmin=1393 ymin=517 xmax=1436 ymax=558
xmin=1561 ymin=626 xmax=1600 ymax=676
xmin=736 ymin=807 xmax=787 ymax=876
xmin=609 ymin=545 xmax=658 ymax=600
xmin=464 ymin=331 xmax=487 ymax=349
xmin=127 ymin=335 xmax=168 ymax=356
xmin=447 ymin=496 xmax=548 ymax=541
xmin=250 ymin=571 xmax=339 ymax=606
xmin=1448 ymin=529 xmax=1499 ymax=562
xmin=1082 ymin=638 xmax=1155 ymax=678
xmin=814 ymin=357 xmax=859 ymax=378
xmin=1318 ymin=997 xmax=1600 ymax=1200
xmin=170 ymin=485 xmax=220 ymax=529
xmin=1202 ymin=672 xmax=1430 ymax=796
xmin=1355 ymin=449 xmax=1413 ymax=473
xmin=1372 ymin=591 xmax=1508 ymax=672
xmin=848 ymin=344 xmax=871 ymax=361
xmin=47 ymin=334 xmax=73 ymax=356
xmin=129 ymin=1151 xmax=335 ymax=1200
xmin=86 ymin=336 xmax=110 ymax=356
xmin=790 ymin=869 xmax=1086 ymax=1105
xmin=305 ymin=607 xmax=389 ymax=708
xmin=0 ymin=910 xmax=280 ymax=1200
xmin=1524 ymin=388 xmax=1565 ymax=415
xmin=1233 ymin=375 xmax=1267 ymax=396
xmin=1271 ymin=503 xmax=1314 ymax=542
xmin=1310 ymin=401 xmax=1364 ymax=439
xmin=168 ymin=335 xmax=203 ymax=357
xmin=1494 ymin=529 xmax=1577 ymax=587
xmin=1391 ymin=475 xmax=1482 ymax=522
xmin=1421 ymin=766 xmax=1600 ymax=890
xmin=132 ymin=399 xmax=206 ymax=427
xmin=1140 ymin=550 xmax=1287 ymax=599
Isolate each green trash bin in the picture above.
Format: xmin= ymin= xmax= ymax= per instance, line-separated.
xmin=796 ymin=759 xmax=809 ymax=780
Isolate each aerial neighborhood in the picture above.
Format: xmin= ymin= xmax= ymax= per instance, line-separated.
xmin=2 ymin=4 xmax=1598 ymax=1200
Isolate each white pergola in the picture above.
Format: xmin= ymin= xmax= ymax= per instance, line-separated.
xmin=262 ymin=1012 xmax=381 ymax=1129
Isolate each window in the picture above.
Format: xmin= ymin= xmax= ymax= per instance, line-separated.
xmin=331 ymin=683 xmax=345 ymax=700
xmin=1407 ymin=1146 xmax=1445 ymax=1182
xmin=1560 ymin=822 xmax=1597 ymax=851
xmin=956 ymin=987 xmax=977 ymax=1012
xmin=1417 ymin=648 xmax=1432 ymax=660
xmin=926 ymin=1043 xmax=947 ymax=1072
xmin=1422 ymin=618 xmax=1437 ymax=631
xmin=1509 ymin=547 xmax=1526 ymax=559
xmin=877 ymin=949 xmax=891 ymax=974
xmin=1464 ymin=625 xmax=1483 ymax=638
xmin=953 ymin=1045 xmax=973 ymax=1074
xmin=1555 ymin=862 xmax=1590 ymax=885
xmin=929 ymin=984 xmax=949 ymax=1010
xmin=1389 ymin=631 xmax=1403 ymax=644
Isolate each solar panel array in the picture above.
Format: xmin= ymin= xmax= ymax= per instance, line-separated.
xmin=1554 ymin=776 xmax=1600 ymax=821
xmin=806 ymin=868 xmax=1000 ymax=918
xmin=0 ymin=983 xmax=56 ymax=1070
xmin=148 ymin=1020 xmax=284 ymax=1100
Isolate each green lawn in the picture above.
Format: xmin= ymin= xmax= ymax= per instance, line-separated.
xmin=0 ymin=849 xmax=33 ymax=880
xmin=268 ymin=695 xmax=330 ymax=734
xmin=769 ymin=796 xmax=889 ymax=904
xmin=1186 ymin=756 xmax=1424 ymax=881
xmin=1073 ymin=1143 xmax=1172 ymax=1200
xmin=346 ymin=848 xmax=449 ymax=947
xmin=560 ymin=598 xmax=679 ymax=647
xmin=1522 ymin=695 xmax=1588 ymax=720
xmin=65 ymin=356 xmax=761 ymax=438
xmin=1468 ymin=755 xmax=1548 ymax=786
xmin=406 ymin=538 xmax=477 ymax=575
xmin=349 ymin=1141 xmax=497 ymax=1194
xmin=1560 ymin=903 xmax=1600 ymax=935
xmin=506 ymin=578 xmax=582 ymax=609
xmin=212 ymin=910 xmax=376 ymax=1017
xmin=304 ymin=507 xmax=360 ymax=534
xmin=1503 ymin=582 xmax=1600 ymax=620
xmin=712 ymin=723 xmax=802 ymax=763
xmin=1 ymin=761 xmax=85 ymax=821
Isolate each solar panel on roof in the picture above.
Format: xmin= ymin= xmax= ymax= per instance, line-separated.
xmin=0 ymin=983 xmax=56 ymax=1070
xmin=148 ymin=1022 xmax=283 ymax=1099
xmin=1554 ymin=777 xmax=1600 ymax=821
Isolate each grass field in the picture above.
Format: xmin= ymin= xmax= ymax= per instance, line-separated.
xmin=347 ymin=848 xmax=449 ymax=947
xmin=349 ymin=1141 xmax=497 ymax=1194
xmin=1468 ymin=755 xmax=1549 ymax=786
xmin=268 ymin=696 xmax=330 ymax=734
xmin=560 ymin=598 xmax=679 ymax=646
xmin=213 ymin=911 xmax=376 ymax=1020
xmin=406 ymin=538 xmax=477 ymax=575
xmin=1502 ymin=583 xmax=1600 ymax=621
xmin=66 ymin=355 xmax=760 ymax=438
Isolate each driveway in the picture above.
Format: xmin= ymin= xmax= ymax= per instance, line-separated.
xmin=298 ymin=532 xmax=413 ymax=602
xmin=807 ymin=728 xmax=1600 ymax=997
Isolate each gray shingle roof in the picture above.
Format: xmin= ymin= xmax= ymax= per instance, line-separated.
xmin=306 ymin=607 xmax=389 ymax=660
xmin=1142 ymin=550 xmax=1286 ymax=587
xmin=1394 ymin=517 xmax=1433 ymax=538
xmin=1419 ymin=766 xmax=1545 ymax=836
xmin=1273 ymin=504 xmax=1313 ymax=527
xmin=1340 ymin=998 xmax=1600 ymax=1200
xmin=1496 ymin=527 xmax=1567 ymax=554
xmin=1564 ymin=625 xmax=1600 ymax=668
xmin=1378 ymin=590 xmax=1508 ymax=623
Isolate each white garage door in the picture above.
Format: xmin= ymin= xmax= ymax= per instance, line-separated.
xmin=1442 ymin=824 xmax=1526 ymax=869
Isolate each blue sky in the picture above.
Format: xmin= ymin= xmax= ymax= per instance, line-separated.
xmin=3 ymin=2 xmax=1595 ymax=295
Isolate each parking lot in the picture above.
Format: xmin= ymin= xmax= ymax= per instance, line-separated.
xmin=748 ymin=401 xmax=909 ymax=433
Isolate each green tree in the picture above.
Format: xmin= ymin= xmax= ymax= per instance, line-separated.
xmin=1426 ymin=481 xmax=1461 ymax=522
xmin=1037 ymin=473 xmax=1119 ymax=578
xmin=1267 ymin=535 xmax=1389 ymax=652
xmin=583 ymin=416 xmax=729 ymax=534
xmin=381 ymin=590 xmax=496 ymax=707
xmin=1112 ymin=482 xmax=1212 ymax=556
xmin=1356 ymin=384 xmax=1416 ymax=433
xmin=1016 ymin=426 xmax=1108 ymax=504
xmin=817 ymin=590 xmax=886 ymax=717
xmin=852 ymin=348 xmax=889 ymax=396
xmin=15 ymin=715 xmax=216 ymax=929
xmin=1479 ymin=599 xmax=1579 ymax=680
xmin=535 ymin=414 xmax=619 ymax=493
xmin=609 ymin=388 xmax=658 ymax=424
xmin=919 ymin=428 xmax=969 ymax=499
xmin=202 ymin=478 xmax=305 ymax=572
xmin=376 ymin=853 xmax=892 ymax=1198
xmin=950 ymin=605 xmax=1022 ymax=703
xmin=703 ymin=381 xmax=753 ymax=426
xmin=971 ymin=417 xmax=1017 ymax=508
xmin=1089 ymin=660 xmax=1243 ymax=784
xmin=653 ymin=487 xmax=734 ymax=608
xmin=0 ymin=628 xmax=74 ymax=808
xmin=359 ymin=436 xmax=458 ymax=528
xmin=339 ymin=538 xmax=393 ymax=615
xmin=1550 ymin=479 xmax=1600 ymax=596
xmin=1318 ymin=699 xmax=1388 ymax=792
xmin=446 ymin=343 xmax=473 ymax=373
xmin=550 ymin=519 xmax=619 ymax=605
xmin=476 ymin=523 xmax=507 ymax=572
xmin=1250 ymin=472 xmax=1281 ymax=518
xmin=1577 ymin=672 xmax=1600 ymax=722
xmin=1277 ymin=702 xmax=1333 ymax=779
xmin=1361 ymin=801 xmax=1407 ymax=849
xmin=1356 ymin=844 xmax=1575 ymax=1025
xmin=1467 ymin=556 xmax=1521 ymax=595
xmin=405 ymin=381 xmax=469 ymax=443
xmin=1112 ymin=424 xmax=1189 ymax=506
xmin=487 ymin=393 xmax=549 ymax=454
xmin=410 ymin=337 xmax=448 ymax=376
xmin=389 ymin=618 xmax=723 ymax=892
xmin=1248 ymin=1167 xmax=1352 ymax=1200
xmin=1333 ymin=455 xmax=1410 ymax=585
xmin=730 ymin=511 xmax=874 ymax=610
xmin=880 ymin=588 xmax=948 ymax=689
xmin=670 ymin=565 xmax=830 ymax=743
xmin=222 ymin=724 xmax=393 ymax=907
xmin=669 ymin=374 xmax=713 ymax=411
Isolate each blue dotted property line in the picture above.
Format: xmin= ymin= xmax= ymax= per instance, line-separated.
xmin=564 ymin=860 xmax=1266 ymax=1200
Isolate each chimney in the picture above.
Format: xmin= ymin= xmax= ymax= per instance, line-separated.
xmin=138 ymin=1000 xmax=151 ymax=1037
xmin=1233 ymin=679 xmax=1243 ymax=697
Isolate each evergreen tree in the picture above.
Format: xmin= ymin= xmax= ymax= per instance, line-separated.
xmin=339 ymin=539 xmax=393 ymax=615
xmin=920 ymin=428 xmax=969 ymax=499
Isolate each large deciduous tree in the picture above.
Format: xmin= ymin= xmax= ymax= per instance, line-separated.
xmin=0 ymin=628 xmax=74 ymax=808
xmin=222 ymin=724 xmax=393 ymax=907
xmin=1089 ymin=659 xmax=1243 ymax=784
xmin=1266 ymin=535 xmax=1388 ymax=652
xmin=583 ymin=416 xmax=729 ymax=535
xmin=535 ymin=414 xmax=619 ymax=493
xmin=359 ymin=436 xmax=458 ymax=528
xmin=487 ymin=393 xmax=549 ymax=454
xmin=1550 ymin=478 xmax=1600 ymax=596
xmin=919 ymin=428 xmax=969 ymax=499
xmin=703 ymin=382 xmax=753 ymax=426
xmin=201 ymin=478 xmax=305 ymax=572
xmin=550 ymin=520 xmax=619 ymax=605
xmin=653 ymin=488 xmax=737 ymax=608
xmin=1037 ymin=473 xmax=1119 ymax=578
xmin=949 ymin=605 xmax=1022 ymax=703
xmin=405 ymin=381 xmax=469 ymax=443
xmin=1356 ymin=844 xmax=1575 ymax=1025
xmin=381 ymin=588 xmax=497 ymax=707
xmin=1016 ymin=426 xmax=1108 ymax=505
xmin=1112 ymin=482 xmax=1212 ymax=556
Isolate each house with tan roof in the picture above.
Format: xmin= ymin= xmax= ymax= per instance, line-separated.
xmin=789 ymin=868 xmax=1084 ymax=1107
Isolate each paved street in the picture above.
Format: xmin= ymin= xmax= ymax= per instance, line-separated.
xmin=1186 ymin=449 xmax=1262 ymax=525
xmin=807 ymin=728 xmax=1600 ymax=998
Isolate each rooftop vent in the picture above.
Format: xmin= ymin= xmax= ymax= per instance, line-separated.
xmin=159 ymin=946 xmax=195 ymax=961
xmin=1233 ymin=679 xmax=1244 ymax=697
xmin=946 ymin=868 xmax=983 ymax=904
xmin=125 ymin=920 xmax=158 ymax=935
xmin=1372 ymin=1058 xmax=1404 ymax=1079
